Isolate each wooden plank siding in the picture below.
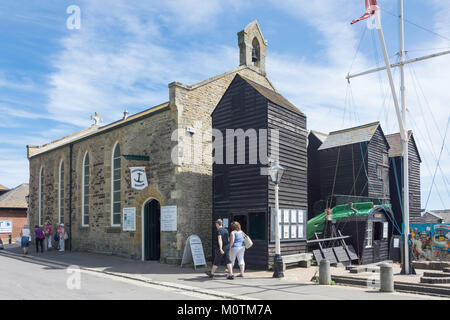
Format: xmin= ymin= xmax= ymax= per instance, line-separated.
xmin=366 ymin=127 xmax=390 ymax=203
xmin=267 ymin=102 xmax=308 ymax=265
xmin=212 ymin=75 xmax=269 ymax=269
xmin=389 ymin=135 xmax=425 ymax=231
xmin=212 ymin=74 xmax=308 ymax=269
xmin=318 ymin=126 xmax=390 ymax=206
xmin=319 ymin=144 xmax=368 ymax=202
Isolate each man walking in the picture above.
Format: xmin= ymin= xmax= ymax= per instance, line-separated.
xmin=206 ymin=219 xmax=234 ymax=279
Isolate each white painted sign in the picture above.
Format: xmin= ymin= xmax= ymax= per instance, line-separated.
xmin=161 ymin=206 xmax=177 ymax=231
xmin=130 ymin=167 xmax=148 ymax=190
xmin=0 ymin=220 xmax=12 ymax=233
xmin=393 ymin=238 xmax=400 ymax=248
xmin=383 ymin=222 xmax=388 ymax=239
xmin=123 ymin=207 xmax=136 ymax=231
xmin=181 ymin=235 xmax=207 ymax=269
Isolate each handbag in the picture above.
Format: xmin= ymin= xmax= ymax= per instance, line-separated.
xmin=64 ymin=232 xmax=69 ymax=240
xmin=242 ymin=232 xmax=253 ymax=249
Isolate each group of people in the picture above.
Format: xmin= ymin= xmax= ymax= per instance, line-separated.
xmin=206 ymin=219 xmax=247 ymax=280
xmin=20 ymin=221 xmax=68 ymax=255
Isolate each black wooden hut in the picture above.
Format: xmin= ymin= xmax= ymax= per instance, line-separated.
xmin=331 ymin=205 xmax=393 ymax=264
xmin=317 ymin=122 xmax=391 ymax=207
xmin=212 ymin=74 xmax=308 ymax=270
xmin=307 ymin=131 xmax=327 ymax=219
xmin=385 ymin=131 xmax=439 ymax=228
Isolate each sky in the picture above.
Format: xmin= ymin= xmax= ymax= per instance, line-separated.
xmin=0 ymin=0 xmax=449 ymax=210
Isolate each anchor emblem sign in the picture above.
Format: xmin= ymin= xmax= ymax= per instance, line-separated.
xmin=130 ymin=167 xmax=148 ymax=190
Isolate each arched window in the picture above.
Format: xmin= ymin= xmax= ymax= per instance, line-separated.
xmin=39 ymin=167 xmax=44 ymax=226
xmin=82 ymin=152 xmax=90 ymax=227
xmin=111 ymin=143 xmax=121 ymax=226
xmin=59 ymin=160 xmax=65 ymax=224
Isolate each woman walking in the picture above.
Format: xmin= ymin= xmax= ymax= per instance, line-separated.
xmin=228 ymin=221 xmax=246 ymax=278
xmin=34 ymin=225 xmax=44 ymax=254
xmin=44 ymin=221 xmax=52 ymax=250
xmin=57 ymin=224 xmax=65 ymax=252
xmin=20 ymin=224 xmax=31 ymax=255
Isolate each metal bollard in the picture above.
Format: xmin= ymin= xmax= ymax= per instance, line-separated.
xmin=319 ymin=259 xmax=331 ymax=285
xmin=380 ymin=263 xmax=394 ymax=292
xmin=8 ymin=234 xmax=11 ymax=244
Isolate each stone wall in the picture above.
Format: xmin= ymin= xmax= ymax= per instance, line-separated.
xmin=29 ymin=107 xmax=176 ymax=260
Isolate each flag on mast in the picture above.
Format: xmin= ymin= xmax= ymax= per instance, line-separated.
xmin=351 ymin=0 xmax=379 ymax=24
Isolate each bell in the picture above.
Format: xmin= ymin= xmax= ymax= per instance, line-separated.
xmin=252 ymin=47 xmax=258 ymax=62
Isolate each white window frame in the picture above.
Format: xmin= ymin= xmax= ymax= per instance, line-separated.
xmin=366 ymin=221 xmax=373 ymax=248
xmin=58 ymin=159 xmax=65 ymax=224
xmin=111 ymin=141 xmax=121 ymax=227
xmin=39 ymin=166 xmax=44 ymax=227
xmin=82 ymin=151 xmax=90 ymax=227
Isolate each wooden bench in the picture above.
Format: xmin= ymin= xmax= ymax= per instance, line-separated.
xmin=281 ymin=253 xmax=313 ymax=271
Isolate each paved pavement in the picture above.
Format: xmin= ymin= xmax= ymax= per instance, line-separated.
xmin=1 ymin=245 xmax=444 ymax=300
xmin=0 ymin=254 xmax=217 ymax=300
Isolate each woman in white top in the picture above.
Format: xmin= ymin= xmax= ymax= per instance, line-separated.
xmin=228 ymin=221 xmax=246 ymax=278
xmin=20 ymin=224 xmax=31 ymax=255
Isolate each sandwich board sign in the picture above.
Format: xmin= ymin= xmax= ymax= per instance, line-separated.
xmin=181 ymin=235 xmax=207 ymax=270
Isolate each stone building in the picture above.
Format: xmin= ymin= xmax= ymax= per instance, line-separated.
xmin=27 ymin=21 xmax=280 ymax=262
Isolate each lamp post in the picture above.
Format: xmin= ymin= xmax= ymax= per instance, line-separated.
xmin=268 ymin=160 xmax=285 ymax=278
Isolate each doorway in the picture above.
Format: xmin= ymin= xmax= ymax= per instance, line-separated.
xmin=232 ymin=215 xmax=248 ymax=233
xmin=144 ymin=199 xmax=160 ymax=261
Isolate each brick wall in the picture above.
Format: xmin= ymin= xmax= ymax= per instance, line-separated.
xmin=0 ymin=209 xmax=27 ymax=243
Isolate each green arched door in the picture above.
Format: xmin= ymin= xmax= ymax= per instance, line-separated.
xmin=144 ymin=199 xmax=160 ymax=261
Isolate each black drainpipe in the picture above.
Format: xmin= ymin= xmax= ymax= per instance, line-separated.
xmin=69 ymin=143 xmax=73 ymax=251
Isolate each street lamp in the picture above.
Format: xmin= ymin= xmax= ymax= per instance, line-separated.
xmin=268 ymin=160 xmax=285 ymax=278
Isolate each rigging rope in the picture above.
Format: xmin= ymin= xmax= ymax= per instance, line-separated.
xmin=425 ymin=115 xmax=450 ymax=210
xmin=380 ymin=7 xmax=450 ymax=43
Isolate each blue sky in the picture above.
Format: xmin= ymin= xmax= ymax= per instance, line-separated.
xmin=0 ymin=0 xmax=449 ymax=210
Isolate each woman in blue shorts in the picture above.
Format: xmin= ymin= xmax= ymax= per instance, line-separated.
xmin=20 ymin=224 xmax=31 ymax=254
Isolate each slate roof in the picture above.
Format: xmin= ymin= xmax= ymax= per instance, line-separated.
xmin=385 ymin=131 xmax=421 ymax=162
xmin=0 ymin=184 xmax=29 ymax=209
xmin=240 ymin=75 xmax=305 ymax=116
xmin=429 ymin=210 xmax=450 ymax=223
xmin=318 ymin=122 xmax=380 ymax=150
xmin=28 ymin=102 xmax=170 ymax=158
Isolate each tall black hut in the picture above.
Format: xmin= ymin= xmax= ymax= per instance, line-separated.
xmin=385 ymin=131 xmax=437 ymax=227
xmin=212 ymin=74 xmax=308 ymax=270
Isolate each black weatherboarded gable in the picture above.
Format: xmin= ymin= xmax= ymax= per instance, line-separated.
xmin=386 ymin=131 xmax=431 ymax=229
xmin=212 ymin=74 xmax=308 ymax=270
xmin=317 ymin=122 xmax=391 ymax=206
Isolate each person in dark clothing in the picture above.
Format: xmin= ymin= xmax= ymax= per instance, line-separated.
xmin=206 ymin=219 xmax=234 ymax=279
xmin=34 ymin=225 xmax=44 ymax=253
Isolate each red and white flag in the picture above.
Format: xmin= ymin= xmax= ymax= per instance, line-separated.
xmin=351 ymin=0 xmax=379 ymax=24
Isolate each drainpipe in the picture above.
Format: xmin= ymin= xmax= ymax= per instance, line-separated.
xmin=69 ymin=143 xmax=73 ymax=251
